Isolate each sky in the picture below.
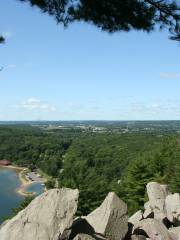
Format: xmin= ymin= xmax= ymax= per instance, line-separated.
xmin=0 ymin=0 xmax=180 ymax=121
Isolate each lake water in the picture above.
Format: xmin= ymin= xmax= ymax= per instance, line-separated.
xmin=25 ymin=182 xmax=44 ymax=196
xmin=0 ymin=168 xmax=44 ymax=223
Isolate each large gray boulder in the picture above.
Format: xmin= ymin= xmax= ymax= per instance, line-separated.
xmin=59 ymin=218 xmax=95 ymax=240
xmin=129 ymin=210 xmax=143 ymax=226
xmin=160 ymin=184 xmax=171 ymax=196
xmin=143 ymin=201 xmax=153 ymax=219
xmin=84 ymin=192 xmax=128 ymax=240
xmin=165 ymin=193 xmax=180 ymax=226
xmin=147 ymin=182 xmax=169 ymax=201
xmin=73 ymin=234 xmax=96 ymax=240
xmin=137 ymin=219 xmax=171 ymax=240
xmin=131 ymin=235 xmax=147 ymax=240
xmin=73 ymin=233 xmax=106 ymax=240
xmin=0 ymin=188 xmax=79 ymax=240
xmin=146 ymin=182 xmax=170 ymax=221
xmin=168 ymin=227 xmax=180 ymax=240
xmin=129 ymin=210 xmax=143 ymax=235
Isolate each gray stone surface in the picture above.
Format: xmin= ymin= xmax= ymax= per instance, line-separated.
xmin=129 ymin=210 xmax=143 ymax=227
xmin=84 ymin=192 xmax=128 ymax=240
xmin=131 ymin=235 xmax=147 ymax=240
xmin=160 ymin=184 xmax=171 ymax=196
xmin=0 ymin=188 xmax=79 ymax=240
xmin=143 ymin=201 xmax=153 ymax=219
xmin=168 ymin=227 xmax=180 ymax=240
xmin=137 ymin=219 xmax=171 ymax=240
xmin=59 ymin=218 xmax=95 ymax=240
xmin=73 ymin=234 xmax=106 ymax=240
xmin=146 ymin=182 xmax=169 ymax=221
xmin=129 ymin=210 xmax=143 ymax=235
xmin=73 ymin=234 xmax=96 ymax=240
xmin=147 ymin=182 xmax=169 ymax=202
xmin=165 ymin=193 xmax=180 ymax=226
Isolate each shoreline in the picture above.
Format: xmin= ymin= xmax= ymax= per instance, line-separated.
xmin=16 ymin=169 xmax=35 ymax=196
xmin=0 ymin=165 xmax=26 ymax=172
xmin=0 ymin=165 xmax=45 ymax=196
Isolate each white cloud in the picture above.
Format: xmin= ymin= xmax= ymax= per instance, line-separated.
xmin=160 ymin=72 xmax=180 ymax=79
xmin=7 ymin=64 xmax=16 ymax=69
xmin=16 ymin=98 xmax=57 ymax=112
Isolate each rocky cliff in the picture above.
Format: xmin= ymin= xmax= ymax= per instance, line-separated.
xmin=0 ymin=182 xmax=180 ymax=240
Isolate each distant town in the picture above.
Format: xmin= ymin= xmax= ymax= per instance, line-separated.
xmin=1 ymin=120 xmax=180 ymax=134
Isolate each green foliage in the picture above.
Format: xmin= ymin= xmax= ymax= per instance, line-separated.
xmin=118 ymin=155 xmax=153 ymax=213
xmin=0 ymin=36 xmax=5 ymax=43
xmin=19 ymin=0 xmax=180 ymax=40
xmin=0 ymin=125 xmax=71 ymax=176
xmin=45 ymin=179 xmax=56 ymax=189
xmin=1 ymin=125 xmax=180 ymax=216
xmin=119 ymin=137 xmax=180 ymax=214
xmin=58 ymin=133 xmax=165 ymax=215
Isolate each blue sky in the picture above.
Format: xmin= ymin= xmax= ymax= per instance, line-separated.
xmin=0 ymin=0 xmax=180 ymax=120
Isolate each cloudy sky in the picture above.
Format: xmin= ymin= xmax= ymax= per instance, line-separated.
xmin=0 ymin=0 xmax=180 ymax=120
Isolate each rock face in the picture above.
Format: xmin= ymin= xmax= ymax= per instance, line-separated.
xmin=131 ymin=235 xmax=147 ymax=240
xmin=127 ymin=182 xmax=180 ymax=240
xmin=0 ymin=181 xmax=179 ymax=240
xmin=165 ymin=193 xmax=180 ymax=226
xmin=73 ymin=234 xmax=96 ymax=240
xmin=143 ymin=201 xmax=153 ymax=219
xmin=59 ymin=218 xmax=95 ymax=240
xmin=137 ymin=219 xmax=171 ymax=240
xmin=168 ymin=227 xmax=180 ymax=240
xmin=0 ymin=188 xmax=79 ymax=240
xmin=84 ymin=192 xmax=128 ymax=240
xmin=146 ymin=182 xmax=169 ymax=221
xmin=129 ymin=210 xmax=143 ymax=228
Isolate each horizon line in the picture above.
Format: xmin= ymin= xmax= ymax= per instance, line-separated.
xmin=0 ymin=120 xmax=180 ymax=122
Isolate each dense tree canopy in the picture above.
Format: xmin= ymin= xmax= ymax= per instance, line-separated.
xmin=0 ymin=125 xmax=71 ymax=176
xmin=119 ymin=137 xmax=180 ymax=213
xmin=18 ymin=0 xmax=180 ymax=40
xmin=1 ymin=125 xmax=180 ymax=215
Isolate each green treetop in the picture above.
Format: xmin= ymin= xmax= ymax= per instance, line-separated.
xmin=19 ymin=0 xmax=180 ymax=40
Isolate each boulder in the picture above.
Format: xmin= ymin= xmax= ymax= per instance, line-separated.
xmin=73 ymin=234 xmax=96 ymax=240
xmin=168 ymin=227 xmax=180 ymax=240
xmin=165 ymin=193 xmax=180 ymax=226
xmin=131 ymin=235 xmax=147 ymax=240
xmin=146 ymin=182 xmax=169 ymax=221
xmin=0 ymin=188 xmax=79 ymax=240
xmin=59 ymin=218 xmax=95 ymax=240
xmin=129 ymin=210 xmax=143 ymax=226
xmin=143 ymin=201 xmax=153 ymax=219
xmin=73 ymin=233 xmax=106 ymax=240
xmin=160 ymin=184 xmax=171 ymax=196
xmin=84 ymin=192 xmax=128 ymax=240
xmin=147 ymin=182 xmax=169 ymax=202
xmin=0 ymin=220 xmax=9 ymax=230
xmin=136 ymin=219 xmax=171 ymax=240
xmin=129 ymin=210 xmax=143 ymax=234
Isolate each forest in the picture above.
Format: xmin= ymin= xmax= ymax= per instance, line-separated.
xmin=0 ymin=124 xmax=180 ymax=215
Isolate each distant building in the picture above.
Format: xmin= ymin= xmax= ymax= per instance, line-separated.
xmin=0 ymin=160 xmax=11 ymax=166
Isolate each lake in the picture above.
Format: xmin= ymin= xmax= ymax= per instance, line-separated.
xmin=0 ymin=168 xmax=44 ymax=224
xmin=25 ymin=182 xmax=44 ymax=196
